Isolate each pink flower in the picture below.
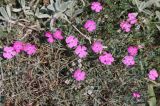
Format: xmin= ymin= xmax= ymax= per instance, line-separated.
xmin=127 ymin=13 xmax=138 ymax=25
xmin=47 ymin=37 xmax=55 ymax=43
xmin=99 ymin=52 xmax=114 ymax=65
xmin=128 ymin=13 xmax=137 ymax=21
xmin=127 ymin=46 xmax=138 ymax=56
xmin=3 ymin=46 xmax=16 ymax=59
xmin=120 ymin=13 xmax=138 ymax=32
xmin=45 ymin=31 xmax=52 ymax=38
xmin=75 ymin=45 xmax=87 ymax=58
xmin=148 ymin=69 xmax=159 ymax=80
xmin=120 ymin=20 xmax=132 ymax=32
xmin=129 ymin=19 xmax=137 ymax=25
xmin=53 ymin=29 xmax=64 ymax=40
xmin=122 ymin=55 xmax=135 ymax=66
xmin=84 ymin=20 xmax=96 ymax=32
xmin=91 ymin=2 xmax=103 ymax=13
xmin=132 ymin=92 xmax=141 ymax=99
xmin=13 ymin=41 xmax=24 ymax=53
xmin=125 ymin=27 xmax=131 ymax=32
xmin=23 ymin=43 xmax=37 ymax=55
xmin=91 ymin=41 xmax=103 ymax=53
xmin=73 ymin=69 xmax=86 ymax=81
xmin=66 ymin=35 xmax=78 ymax=48
xmin=45 ymin=32 xmax=55 ymax=43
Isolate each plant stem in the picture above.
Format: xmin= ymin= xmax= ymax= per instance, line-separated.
xmin=63 ymin=16 xmax=91 ymax=44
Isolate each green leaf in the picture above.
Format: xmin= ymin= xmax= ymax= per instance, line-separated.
xmin=47 ymin=4 xmax=55 ymax=12
xmin=6 ymin=5 xmax=11 ymax=18
xmin=139 ymin=61 xmax=144 ymax=71
xmin=143 ymin=9 xmax=153 ymax=15
xmin=50 ymin=0 xmax=54 ymax=4
xmin=20 ymin=0 xmax=25 ymax=8
xmin=25 ymin=10 xmax=34 ymax=15
xmin=55 ymin=0 xmax=72 ymax=12
xmin=37 ymin=14 xmax=51 ymax=18
xmin=139 ymin=1 xmax=147 ymax=11
xmin=0 ymin=7 xmax=9 ymax=21
xmin=0 ymin=16 xmax=5 ymax=21
xmin=35 ymin=8 xmax=51 ymax=18
xmin=55 ymin=0 xmax=61 ymax=11
xmin=59 ymin=1 xmax=72 ymax=12
xmin=148 ymin=84 xmax=157 ymax=106
xmin=156 ymin=11 xmax=160 ymax=20
xmin=156 ymin=25 xmax=160 ymax=31
xmin=148 ymin=0 xmax=160 ymax=7
xmin=134 ymin=0 xmax=153 ymax=15
xmin=12 ymin=8 xmax=22 ymax=12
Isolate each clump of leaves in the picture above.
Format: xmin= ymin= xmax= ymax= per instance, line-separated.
xmin=133 ymin=0 xmax=160 ymax=31
xmin=0 ymin=0 xmax=84 ymax=34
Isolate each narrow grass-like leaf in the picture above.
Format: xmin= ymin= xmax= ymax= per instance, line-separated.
xmin=156 ymin=11 xmax=160 ymax=20
xmin=156 ymin=25 xmax=160 ymax=31
xmin=148 ymin=84 xmax=156 ymax=106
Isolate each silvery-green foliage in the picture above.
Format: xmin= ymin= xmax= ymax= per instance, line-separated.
xmin=133 ymin=0 xmax=153 ymax=15
xmin=55 ymin=0 xmax=72 ymax=12
xmin=133 ymin=0 xmax=160 ymax=15
xmin=12 ymin=0 xmax=34 ymax=15
xmin=156 ymin=11 xmax=160 ymax=31
xmin=0 ymin=6 xmax=10 ymax=21
xmin=0 ymin=21 xmax=7 ymax=32
xmin=0 ymin=5 xmax=18 ymax=22
xmin=134 ymin=0 xmax=160 ymax=11
xmin=18 ymin=0 xmax=25 ymax=8
xmin=0 ymin=0 xmax=83 ymax=32
xmin=156 ymin=11 xmax=160 ymax=20
xmin=45 ymin=0 xmax=75 ymax=13
xmin=133 ymin=0 xmax=160 ymax=31
xmin=147 ymin=0 xmax=160 ymax=7
xmin=0 ymin=5 xmax=15 ymax=32
xmin=35 ymin=8 xmax=51 ymax=18
xmin=156 ymin=25 xmax=160 ymax=30
xmin=37 ymin=0 xmax=83 ymax=31
xmin=6 ymin=5 xmax=11 ymax=18
xmin=39 ymin=0 xmax=82 ymax=19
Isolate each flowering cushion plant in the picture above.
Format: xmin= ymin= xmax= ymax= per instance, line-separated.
xmin=1 ymin=1 xmax=159 ymax=105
